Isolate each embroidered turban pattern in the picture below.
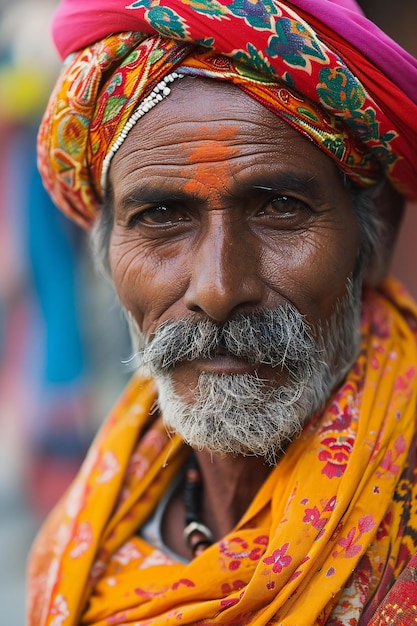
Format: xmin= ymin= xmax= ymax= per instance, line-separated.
xmin=37 ymin=0 xmax=417 ymax=227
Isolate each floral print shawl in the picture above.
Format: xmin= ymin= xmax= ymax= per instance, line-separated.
xmin=28 ymin=279 xmax=417 ymax=625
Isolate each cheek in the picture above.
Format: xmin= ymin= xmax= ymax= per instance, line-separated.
xmin=260 ymin=222 xmax=360 ymax=324
xmin=109 ymin=229 xmax=190 ymax=334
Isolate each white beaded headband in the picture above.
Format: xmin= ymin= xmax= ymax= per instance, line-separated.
xmin=100 ymin=70 xmax=185 ymax=192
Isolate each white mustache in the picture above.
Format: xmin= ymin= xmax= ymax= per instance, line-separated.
xmin=137 ymin=305 xmax=318 ymax=379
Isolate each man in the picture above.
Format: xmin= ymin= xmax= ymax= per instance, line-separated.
xmin=28 ymin=0 xmax=417 ymax=624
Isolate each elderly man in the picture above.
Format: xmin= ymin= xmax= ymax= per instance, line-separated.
xmin=28 ymin=0 xmax=417 ymax=624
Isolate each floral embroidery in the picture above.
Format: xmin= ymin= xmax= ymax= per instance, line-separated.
xmin=318 ymin=435 xmax=355 ymax=478
xmin=233 ymin=44 xmax=274 ymax=77
xmin=96 ymin=450 xmax=120 ymax=484
xmin=333 ymin=515 xmax=376 ymax=559
xmin=111 ymin=541 xmax=143 ymax=565
xmin=172 ymin=579 xmax=195 ymax=590
xmin=303 ymin=506 xmax=328 ymax=531
xmin=28 ymin=187 xmax=417 ymax=626
xmin=317 ymin=67 xmax=366 ymax=117
xmin=69 ymin=521 xmax=93 ymax=559
xmin=377 ymin=435 xmax=407 ymax=478
xmin=263 ymin=543 xmax=292 ymax=574
xmin=139 ymin=549 xmax=176 ymax=568
xmin=227 ymin=0 xmax=279 ymax=30
xmin=50 ymin=595 xmax=70 ymax=626
xmin=126 ymin=451 xmax=150 ymax=480
xmin=266 ymin=18 xmax=327 ymax=68
xmin=147 ymin=6 xmax=189 ymax=38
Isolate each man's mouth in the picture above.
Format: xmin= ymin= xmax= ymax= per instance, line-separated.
xmin=192 ymin=353 xmax=258 ymax=375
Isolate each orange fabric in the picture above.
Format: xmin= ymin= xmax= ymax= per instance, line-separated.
xmin=28 ymin=279 xmax=417 ymax=625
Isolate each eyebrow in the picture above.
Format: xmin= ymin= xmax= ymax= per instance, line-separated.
xmin=117 ymin=171 xmax=324 ymax=215
xmin=117 ymin=188 xmax=195 ymax=216
xmin=247 ymin=172 xmax=323 ymax=201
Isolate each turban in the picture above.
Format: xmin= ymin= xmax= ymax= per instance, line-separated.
xmin=38 ymin=0 xmax=417 ymax=228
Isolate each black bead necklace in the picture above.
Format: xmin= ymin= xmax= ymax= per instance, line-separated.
xmin=182 ymin=451 xmax=214 ymax=557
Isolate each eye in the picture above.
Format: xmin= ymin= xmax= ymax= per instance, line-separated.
xmin=258 ymin=195 xmax=312 ymax=218
xmin=129 ymin=205 xmax=191 ymax=228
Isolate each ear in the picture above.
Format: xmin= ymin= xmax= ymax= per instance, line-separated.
xmin=363 ymin=180 xmax=405 ymax=287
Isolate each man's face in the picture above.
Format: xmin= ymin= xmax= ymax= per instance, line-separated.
xmin=109 ymin=78 xmax=362 ymax=460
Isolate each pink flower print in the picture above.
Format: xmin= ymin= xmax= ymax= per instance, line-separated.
xmin=172 ymin=579 xmax=195 ymax=590
xmin=140 ymin=549 xmax=175 ymax=568
xmin=303 ymin=506 xmax=327 ymax=531
xmin=135 ymin=585 xmax=170 ymax=599
xmin=263 ymin=543 xmax=292 ymax=574
xmin=112 ymin=541 xmax=143 ymax=565
xmin=219 ymin=536 xmax=250 ymax=558
xmin=376 ymin=435 xmax=406 ymax=478
xmin=221 ymin=580 xmax=245 ymax=594
xmin=378 ymin=450 xmax=400 ymax=477
xmin=96 ymin=451 xmax=120 ymax=484
xmin=107 ymin=612 xmax=128 ymax=624
xmin=220 ymin=598 xmax=240 ymax=608
xmin=127 ymin=451 xmax=150 ymax=481
xmin=254 ymin=535 xmax=269 ymax=545
xmin=50 ymin=594 xmax=70 ymax=626
xmin=337 ymin=527 xmax=362 ymax=558
xmin=248 ymin=547 xmax=264 ymax=561
xmin=65 ymin=478 xmax=86 ymax=519
xmin=357 ymin=514 xmax=376 ymax=534
xmin=318 ymin=436 xmax=355 ymax=479
xmin=336 ymin=515 xmax=375 ymax=559
xmin=69 ymin=521 xmax=93 ymax=559
xmin=218 ymin=536 xmax=254 ymax=572
xmin=141 ymin=429 xmax=168 ymax=455
xmin=370 ymin=310 xmax=390 ymax=339
xmin=323 ymin=404 xmax=353 ymax=432
xmin=322 ymin=496 xmax=337 ymax=512
xmin=394 ymin=367 xmax=416 ymax=391
xmin=395 ymin=434 xmax=407 ymax=456
xmin=371 ymin=355 xmax=380 ymax=369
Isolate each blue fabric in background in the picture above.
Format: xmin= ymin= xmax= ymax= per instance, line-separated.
xmin=26 ymin=129 xmax=86 ymax=385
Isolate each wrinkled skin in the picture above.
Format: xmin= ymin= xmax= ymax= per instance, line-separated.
xmin=108 ymin=78 xmax=362 ymax=557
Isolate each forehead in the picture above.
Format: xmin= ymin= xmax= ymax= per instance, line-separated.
xmin=109 ymin=77 xmax=343 ymax=197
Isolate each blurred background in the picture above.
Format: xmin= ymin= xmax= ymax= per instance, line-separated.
xmin=0 ymin=1 xmax=416 ymax=624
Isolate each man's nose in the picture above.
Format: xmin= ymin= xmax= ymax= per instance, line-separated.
xmin=184 ymin=218 xmax=263 ymax=322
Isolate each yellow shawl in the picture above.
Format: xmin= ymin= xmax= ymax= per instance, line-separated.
xmin=28 ymin=279 xmax=417 ymax=625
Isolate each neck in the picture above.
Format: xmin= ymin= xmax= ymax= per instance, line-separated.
xmin=195 ymin=450 xmax=273 ymax=540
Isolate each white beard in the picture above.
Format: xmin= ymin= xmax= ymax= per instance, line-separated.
xmin=126 ymin=280 xmax=361 ymax=465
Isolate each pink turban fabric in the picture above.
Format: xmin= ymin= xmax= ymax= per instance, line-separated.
xmin=51 ymin=0 xmax=417 ymax=104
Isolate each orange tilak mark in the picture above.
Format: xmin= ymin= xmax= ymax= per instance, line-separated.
xmin=182 ymin=126 xmax=240 ymax=196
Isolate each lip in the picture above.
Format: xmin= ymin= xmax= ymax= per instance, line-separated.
xmin=192 ymin=355 xmax=258 ymax=375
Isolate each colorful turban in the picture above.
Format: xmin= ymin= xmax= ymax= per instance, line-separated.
xmin=38 ymin=0 xmax=417 ymax=228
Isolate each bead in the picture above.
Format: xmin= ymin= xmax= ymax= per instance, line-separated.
xmin=100 ymin=71 xmax=185 ymax=191
xmin=182 ymin=453 xmax=214 ymax=556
